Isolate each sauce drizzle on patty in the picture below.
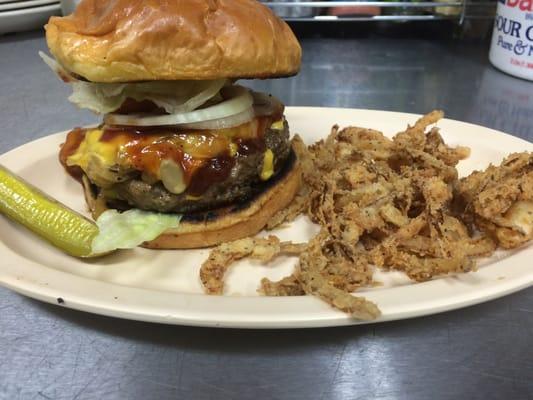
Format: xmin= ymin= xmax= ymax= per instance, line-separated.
xmin=59 ymin=116 xmax=278 ymax=196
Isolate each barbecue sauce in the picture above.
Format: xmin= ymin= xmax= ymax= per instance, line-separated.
xmin=60 ymin=115 xmax=276 ymax=195
xmin=186 ymin=153 xmax=235 ymax=196
xmin=59 ymin=128 xmax=86 ymax=181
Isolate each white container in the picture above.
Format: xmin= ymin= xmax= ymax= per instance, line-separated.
xmin=489 ymin=0 xmax=533 ymax=81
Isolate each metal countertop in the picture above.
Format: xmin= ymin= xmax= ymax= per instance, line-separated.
xmin=0 ymin=31 xmax=532 ymax=400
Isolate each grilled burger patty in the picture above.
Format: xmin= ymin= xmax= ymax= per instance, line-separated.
xmin=106 ymin=123 xmax=291 ymax=213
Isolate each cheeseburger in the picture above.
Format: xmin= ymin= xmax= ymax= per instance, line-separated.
xmin=43 ymin=0 xmax=302 ymax=248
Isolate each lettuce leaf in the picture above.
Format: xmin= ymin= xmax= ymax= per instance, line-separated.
xmin=39 ymin=51 xmax=227 ymax=115
xmin=69 ymin=80 xmax=227 ymax=114
xmin=91 ymin=209 xmax=181 ymax=254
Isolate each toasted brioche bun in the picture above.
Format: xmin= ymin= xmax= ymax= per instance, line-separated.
xmin=45 ymin=0 xmax=302 ymax=83
xmin=83 ymin=151 xmax=301 ymax=249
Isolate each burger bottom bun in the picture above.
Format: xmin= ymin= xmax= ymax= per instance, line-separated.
xmin=83 ymin=150 xmax=301 ymax=249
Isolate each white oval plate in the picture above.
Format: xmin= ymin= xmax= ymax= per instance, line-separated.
xmin=0 ymin=107 xmax=532 ymax=328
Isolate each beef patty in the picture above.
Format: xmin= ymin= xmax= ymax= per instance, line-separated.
xmin=108 ymin=122 xmax=291 ymax=213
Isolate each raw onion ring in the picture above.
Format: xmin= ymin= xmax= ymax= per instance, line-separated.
xmin=178 ymin=107 xmax=255 ymax=130
xmin=104 ymin=86 xmax=253 ymax=127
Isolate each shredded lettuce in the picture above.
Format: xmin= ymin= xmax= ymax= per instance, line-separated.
xmin=69 ymin=80 xmax=227 ymax=114
xmin=91 ymin=209 xmax=182 ymax=254
xmin=69 ymin=82 xmax=125 ymax=114
xmin=39 ymin=51 xmax=228 ymax=115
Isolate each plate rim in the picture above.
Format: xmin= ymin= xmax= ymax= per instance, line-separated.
xmin=1 ymin=106 xmax=532 ymax=328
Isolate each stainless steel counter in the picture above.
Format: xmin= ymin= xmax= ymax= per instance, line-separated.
xmin=1 ymin=31 xmax=532 ymax=400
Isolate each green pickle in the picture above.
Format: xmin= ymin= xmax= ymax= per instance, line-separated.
xmin=0 ymin=164 xmax=99 ymax=257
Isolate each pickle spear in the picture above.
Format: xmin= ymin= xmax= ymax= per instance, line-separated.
xmin=0 ymin=164 xmax=99 ymax=257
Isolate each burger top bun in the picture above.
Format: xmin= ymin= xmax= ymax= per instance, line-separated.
xmin=45 ymin=0 xmax=302 ymax=83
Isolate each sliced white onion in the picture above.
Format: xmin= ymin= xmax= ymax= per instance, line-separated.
xmin=104 ymin=86 xmax=253 ymax=127
xmin=178 ymin=107 xmax=255 ymax=130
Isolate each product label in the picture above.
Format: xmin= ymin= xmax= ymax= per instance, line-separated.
xmin=490 ymin=0 xmax=533 ymax=79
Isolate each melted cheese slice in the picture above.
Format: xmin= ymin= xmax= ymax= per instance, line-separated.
xmin=260 ymin=149 xmax=274 ymax=181
xmin=66 ymin=129 xmax=116 ymax=171
xmin=66 ymin=117 xmax=276 ymax=189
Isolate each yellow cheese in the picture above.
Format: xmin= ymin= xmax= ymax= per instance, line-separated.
xmin=67 ymin=129 xmax=117 ymax=170
xmin=270 ymin=119 xmax=284 ymax=130
xmin=66 ymin=120 xmax=271 ymax=189
xmin=229 ymin=142 xmax=238 ymax=157
xmin=260 ymin=149 xmax=274 ymax=181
